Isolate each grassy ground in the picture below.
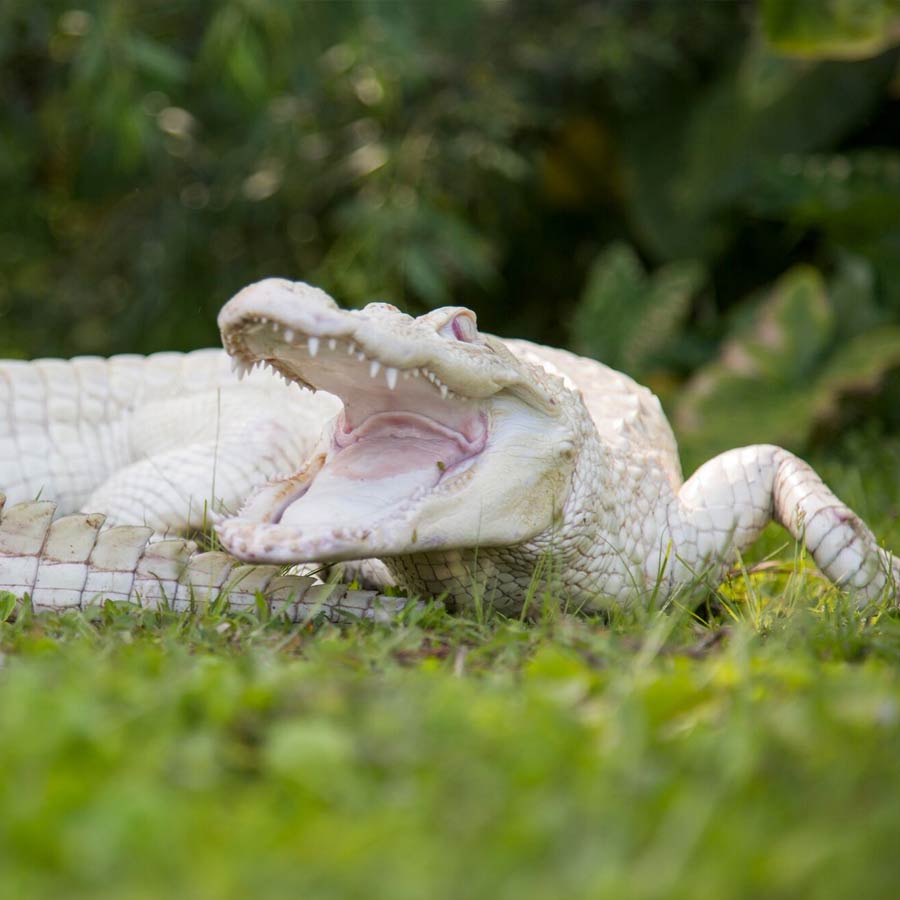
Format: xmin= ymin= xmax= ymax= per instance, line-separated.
xmin=1 ymin=438 xmax=898 ymax=899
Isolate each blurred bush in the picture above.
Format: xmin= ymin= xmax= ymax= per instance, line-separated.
xmin=0 ymin=0 xmax=898 ymax=466
xmin=675 ymin=263 xmax=900 ymax=468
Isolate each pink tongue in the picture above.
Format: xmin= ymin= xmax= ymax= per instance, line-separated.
xmin=278 ymin=434 xmax=461 ymax=531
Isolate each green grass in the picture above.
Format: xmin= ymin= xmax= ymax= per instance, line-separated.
xmin=1 ymin=439 xmax=899 ymax=899
xmin=3 ymin=592 xmax=900 ymax=898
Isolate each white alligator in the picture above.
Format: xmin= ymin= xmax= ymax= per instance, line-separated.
xmin=1 ymin=279 xmax=897 ymax=620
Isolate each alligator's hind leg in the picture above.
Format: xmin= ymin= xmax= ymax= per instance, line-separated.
xmin=667 ymin=445 xmax=899 ymax=601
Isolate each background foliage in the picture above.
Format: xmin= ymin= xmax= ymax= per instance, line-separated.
xmin=1 ymin=0 xmax=899 ymax=468
xmin=2 ymin=8 xmax=900 ymax=898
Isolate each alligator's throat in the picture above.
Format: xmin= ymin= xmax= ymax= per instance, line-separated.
xmin=279 ymin=410 xmax=486 ymax=532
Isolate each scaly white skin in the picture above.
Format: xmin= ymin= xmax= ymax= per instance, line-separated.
xmin=0 ymin=278 xmax=897 ymax=615
xmin=0 ymin=349 xmax=339 ymax=530
xmin=0 ymin=495 xmax=405 ymax=622
xmin=215 ymin=280 xmax=899 ymax=612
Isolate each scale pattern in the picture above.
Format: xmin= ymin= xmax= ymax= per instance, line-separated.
xmin=0 ymin=351 xmax=339 ymax=529
xmin=0 ymin=284 xmax=897 ymax=615
xmin=0 ymin=495 xmax=405 ymax=622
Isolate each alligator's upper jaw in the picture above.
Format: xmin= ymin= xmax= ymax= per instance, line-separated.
xmin=215 ymin=287 xmax=490 ymax=563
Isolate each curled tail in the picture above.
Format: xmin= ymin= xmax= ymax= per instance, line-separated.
xmin=0 ymin=350 xmax=339 ymax=531
xmin=0 ymin=496 xmax=405 ymax=622
xmin=672 ymin=445 xmax=899 ymax=601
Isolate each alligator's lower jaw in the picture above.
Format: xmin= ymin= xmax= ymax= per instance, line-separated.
xmin=216 ymin=407 xmax=488 ymax=564
xmin=304 ymin=409 xmax=483 ymax=530
xmin=214 ymin=449 xmax=476 ymax=565
xmin=216 ymin=302 xmax=493 ymax=564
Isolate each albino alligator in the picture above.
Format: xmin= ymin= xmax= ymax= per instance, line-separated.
xmin=1 ymin=279 xmax=897 ymax=620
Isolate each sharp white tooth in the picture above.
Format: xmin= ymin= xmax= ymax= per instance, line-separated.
xmin=307 ymin=336 xmax=319 ymax=357
xmin=440 ymin=384 xmax=448 ymax=399
xmin=348 ymin=342 xmax=357 ymax=355
xmin=369 ymin=360 xmax=381 ymax=378
xmin=328 ymin=338 xmax=337 ymax=351
xmin=271 ymin=322 xmax=280 ymax=332
xmin=385 ymin=367 xmax=398 ymax=390
xmin=356 ymin=352 xmax=366 ymax=362
xmin=284 ymin=328 xmax=294 ymax=342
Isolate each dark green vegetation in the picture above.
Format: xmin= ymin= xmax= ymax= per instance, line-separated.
xmin=2 ymin=4 xmax=900 ymax=897
xmin=2 ymin=0 xmax=899 ymax=467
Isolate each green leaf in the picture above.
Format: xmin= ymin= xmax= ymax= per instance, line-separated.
xmin=754 ymin=266 xmax=833 ymax=382
xmin=762 ymin=0 xmax=900 ymax=60
xmin=125 ymin=36 xmax=189 ymax=84
xmin=624 ymin=40 xmax=895 ymax=261
xmin=749 ymin=151 xmax=900 ymax=249
xmin=675 ymin=266 xmax=900 ymax=469
xmin=0 ymin=591 xmax=17 ymax=623
xmin=404 ymin=246 xmax=451 ymax=306
xmin=675 ymin=267 xmax=831 ymax=461
xmin=827 ymin=252 xmax=881 ymax=336
xmin=227 ymin=31 xmax=269 ymax=100
xmin=813 ymin=324 xmax=900 ymax=421
xmin=571 ymin=242 xmax=703 ymax=375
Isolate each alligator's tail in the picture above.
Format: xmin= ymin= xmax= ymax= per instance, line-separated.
xmin=0 ymin=496 xmax=407 ymax=623
xmin=0 ymin=350 xmax=239 ymax=513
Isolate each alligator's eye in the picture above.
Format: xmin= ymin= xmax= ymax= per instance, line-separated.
xmin=440 ymin=312 xmax=478 ymax=342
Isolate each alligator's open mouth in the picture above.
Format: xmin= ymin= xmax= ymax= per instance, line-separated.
xmin=216 ymin=291 xmax=493 ymax=562
xmin=215 ymin=279 xmax=569 ymax=566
